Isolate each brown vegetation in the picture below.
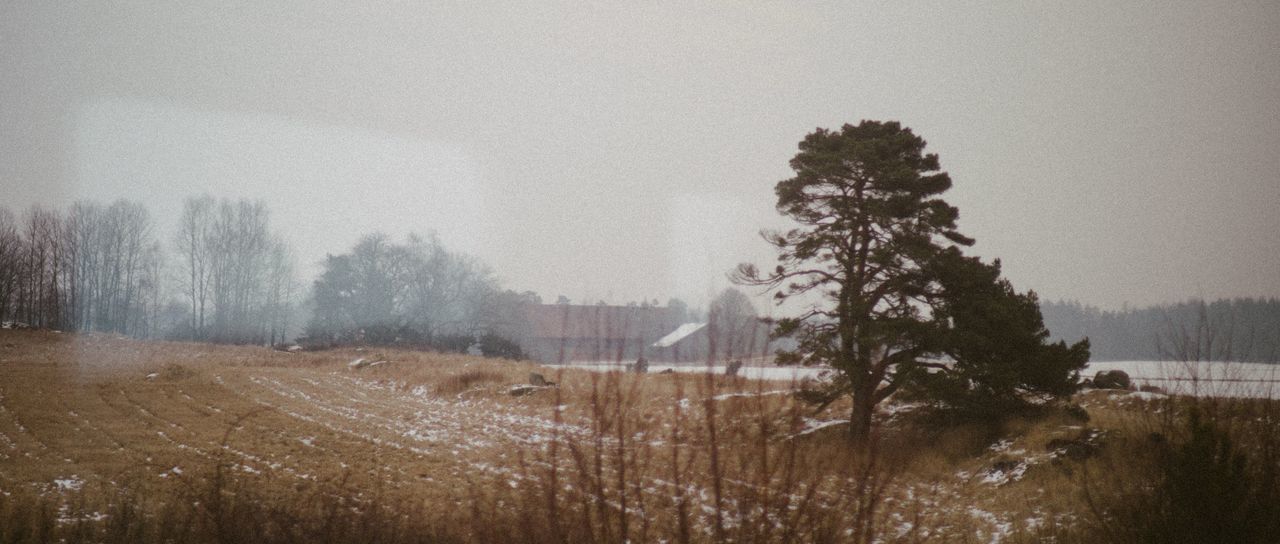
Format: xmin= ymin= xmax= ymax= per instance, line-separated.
xmin=1 ymin=330 xmax=1276 ymax=543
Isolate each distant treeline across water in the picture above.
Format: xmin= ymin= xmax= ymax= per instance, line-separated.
xmin=1041 ymin=298 xmax=1280 ymax=363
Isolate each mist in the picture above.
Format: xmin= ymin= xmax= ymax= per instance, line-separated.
xmin=4 ymin=1 xmax=1278 ymax=311
xmin=5 ymin=4 xmax=1280 ymax=541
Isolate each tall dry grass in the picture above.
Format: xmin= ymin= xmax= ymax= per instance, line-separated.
xmin=1037 ymin=390 xmax=1280 ymax=543
xmin=10 ymin=330 xmax=1280 ymax=543
xmin=465 ymin=370 xmax=903 ymax=544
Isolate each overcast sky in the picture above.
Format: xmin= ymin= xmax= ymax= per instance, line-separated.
xmin=3 ymin=1 xmax=1278 ymax=310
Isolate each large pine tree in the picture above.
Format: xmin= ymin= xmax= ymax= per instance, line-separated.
xmin=736 ymin=120 xmax=1087 ymax=441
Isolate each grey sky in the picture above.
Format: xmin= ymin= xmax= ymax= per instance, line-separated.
xmin=3 ymin=1 xmax=1278 ymax=310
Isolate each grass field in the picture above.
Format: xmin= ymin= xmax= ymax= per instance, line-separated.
xmin=1 ymin=330 xmax=1276 ymax=543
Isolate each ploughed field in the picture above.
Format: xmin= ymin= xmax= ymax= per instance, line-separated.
xmin=2 ymin=330 xmax=1276 ymax=543
xmin=0 ymin=332 xmax=573 ymax=514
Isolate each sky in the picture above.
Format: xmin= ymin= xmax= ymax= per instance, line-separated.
xmin=2 ymin=1 xmax=1278 ymax=311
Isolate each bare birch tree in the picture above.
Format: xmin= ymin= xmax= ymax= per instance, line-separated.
xmin=0 ymin=207 xmax=20 ymax=323
xmin=175 ymin=195 xmax=214 ymax=339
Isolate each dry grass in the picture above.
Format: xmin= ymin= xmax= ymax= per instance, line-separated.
xmin=2 ymin=330 xmax=1277 ymax=543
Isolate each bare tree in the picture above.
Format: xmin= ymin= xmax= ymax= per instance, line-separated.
xmin=136 ymin=240 xmax=167 ymax=338
xmin=404 ymin=234 xmax=497 ymax=337
xmin=176 ymin=195 xmax=215 ymax=339
xmin=308 ymin=232 xmax=501 ymax=345
xmin=0 ymin=207 xmax=21 ymax=322
xmin=64 ymin=200 xmax=102 ymax=331
xmin=1155 ymin=299 xmax=1278 ymax=398
xmin=19 ymin=206 xmax=64 ymax=328
xmin=59 ymin=200 xmax=156 ymax=335
xmin=264 ymin=237 xmax=298 ymax=345
xmin=707 ymin=287 xmax=764 ymax=361
xmin=175 ymin=197 xmax=289 ymax=344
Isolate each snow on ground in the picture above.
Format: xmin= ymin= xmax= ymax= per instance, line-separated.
xmin=52 ymin=477 xmax=83 ymax=492
xmin=550 ymin=360 xmax=1280 ymax=398
xmin=1086 ymin=360 xmax=1280 ymax=398
xmin=544 ymin=361 xmax=826 ymax=382
xmin=792 ymin=417 xmax=849 ymax=437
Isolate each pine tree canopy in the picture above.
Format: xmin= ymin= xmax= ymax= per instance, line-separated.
xmin=736 ymin=120 xmax=1089 ymax=440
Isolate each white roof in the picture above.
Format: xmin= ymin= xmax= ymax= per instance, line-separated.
xmin=652 ymin=322 xmax=706 ymax=348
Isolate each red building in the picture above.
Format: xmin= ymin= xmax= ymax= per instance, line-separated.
xmin=521 ymin=304 xmax=682 ymax=363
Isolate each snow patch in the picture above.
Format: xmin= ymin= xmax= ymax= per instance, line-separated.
xmin=53 ymin=477 xmax=84 ymax=492
xmin=792 ymin=418 xmax=849 ymax=437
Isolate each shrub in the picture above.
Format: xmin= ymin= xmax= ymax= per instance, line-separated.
xmin=434 ymin=369 xmax=506 ymax=396
xmin=432 ymin=334 xmax=475 ymax=354
xmin=1074 ymin=405 xmax=1280 ymax=544
xmin=478 ymin=333 xmax=525 ymax=360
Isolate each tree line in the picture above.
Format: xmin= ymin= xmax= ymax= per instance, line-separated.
xmin=0 ymin=201 xmax=165 ymax=336
xmin=0 ymin=196 xmax=299 ymax=344
xmin=0 ymin=195 xmax=768 ymax=358
xmin=1041 ymin=298 xmax=1280 ymax=362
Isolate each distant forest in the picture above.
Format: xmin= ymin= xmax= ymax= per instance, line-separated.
xmin=1041 ymin=298 xmax=1280 ymax=363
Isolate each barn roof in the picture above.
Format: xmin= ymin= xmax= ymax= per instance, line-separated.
xmin=652 ymin=322 xmax=706 ymax=348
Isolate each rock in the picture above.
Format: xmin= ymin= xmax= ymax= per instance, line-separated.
xmin=1139 ymin=384 xmax=1164 ymax=394
xmin=724 ymin=360 xmax=743 ymax=377
xmin=1063 ymin=404 xmax=1091 ymax=422
xmin=529 ymin=373 xmax=555 ymax=387
xmin=1047 ymin=429 xmax=1105 ymax=461
xmin=631 ymin=357 xmax=648 ymax=373
xmin=1047 ymin=438 xmax=1097 ymax=461
xmin=349 ymin=358 xmax=387 ymax=370
xmin=509 ymin=385 xmax=546 ymax=396
xmin=658 ymin=368 xmax=674 ymax=374
xmin=1092 ymin=370 xmax=1131 ymax=390
xmin=989 ymin=459 xmax=1021 ymax=473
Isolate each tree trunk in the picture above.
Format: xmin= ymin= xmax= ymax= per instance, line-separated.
xmin=849 ymin=387 xmax=876 ymax=444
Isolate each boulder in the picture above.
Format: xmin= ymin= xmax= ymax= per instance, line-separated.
xmin=509 ymin=385 xmax=542 ymax=396
xmin=724 ymin=360 xmax=743 ymax=377
xmin=1047 ymin=429 xmax=1106 ymax=461
xmin=529 ymin=373 xmax=555 ymax=387
xmin=631 ymin=358 xmax=649 ymax=374
xmin=1063 ymin=404 xmax=1091 ymax=423
xmin=1093 ymin=370 xmax=1131 ymax=390
xmin=348 ymin=358 xmax=388 ymax=370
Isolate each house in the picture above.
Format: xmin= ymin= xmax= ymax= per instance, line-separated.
xmin=521 ymin=304 xmax=680 ymax=363
xmin=518 ymin=303 xmax=786 ymax=364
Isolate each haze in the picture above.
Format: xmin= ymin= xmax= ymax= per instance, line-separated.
xmin=3 ymin=1 xmax=1278 ymax=309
